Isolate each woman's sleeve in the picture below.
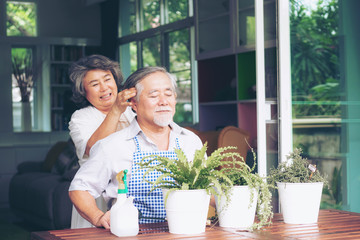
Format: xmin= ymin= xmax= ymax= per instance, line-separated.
xmin=69 ymin=109 xmax=102 ymax=163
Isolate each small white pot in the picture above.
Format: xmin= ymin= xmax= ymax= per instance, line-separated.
xmin=162 ymin=189 xmax=210 ymax=234
xmin=215 ymin=186 xmax=258 ymax=229
xmin=277 ymin=182 xmax=323 ymax=224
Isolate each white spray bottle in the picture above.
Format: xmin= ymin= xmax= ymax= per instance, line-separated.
xmin=110 ymin=169 xmax=139 ymax=237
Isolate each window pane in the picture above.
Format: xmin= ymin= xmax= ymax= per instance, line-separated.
xmin=169 ymin=29 xmax=192 ymax=124
xmin=12 ymin=48 xmax=35 ymax=131
xmin=238 ymin=0 xmax=255 ymax=46
xmin=168 ymin=0 xmax=188 ymax=23
xmin=290 ymin=0 xmax=345 ymax=210
xmin=142 ymin=0 xmax=160 ymax=31
xmin=119 ymin=0 xmax=136 ymax=36
xmin=130 ymin=42 xmax=138 ymax=73
xmin=291 ymin=0 xmax=340 ymax=119
xmin=142 ymin=36 xmax=161 ymax=67
xmin=7 ymin=1 xmax=37 ymax=37
xmin=120 ymin=42 xmax=138 ymax=78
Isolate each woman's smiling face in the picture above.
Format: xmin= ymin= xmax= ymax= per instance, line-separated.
xmin=83 ymin=69 xmax=118 ymax=114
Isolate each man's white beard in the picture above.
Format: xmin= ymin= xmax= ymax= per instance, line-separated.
xmin=153 ymin=114 xmax=173 ymax=127
xmin=153 ymin=106 xmax=173 ymax=127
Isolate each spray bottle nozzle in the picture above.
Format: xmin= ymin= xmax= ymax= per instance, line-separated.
xmin=116 ymin=169 xmax=128 ymax=194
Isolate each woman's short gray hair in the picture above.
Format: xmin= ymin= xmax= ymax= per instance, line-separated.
xmin=123 ymin=66 xmax=177 ymax=102
xmin=69 ymin=54 xmax=123 ymax=108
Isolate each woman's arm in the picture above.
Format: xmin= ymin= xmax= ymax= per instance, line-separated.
xmin=84 ymin=88 xmax=136 ymax=156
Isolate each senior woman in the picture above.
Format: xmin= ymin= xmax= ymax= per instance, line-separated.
xmin=68 ymin=54 xmax=136 ymax=228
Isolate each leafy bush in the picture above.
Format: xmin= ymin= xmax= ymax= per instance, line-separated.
xmin=268 ymin=148 xmax=328 ymax=185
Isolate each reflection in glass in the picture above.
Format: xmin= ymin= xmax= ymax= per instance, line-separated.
xmin=7 ymin=1 xmax=37 ymax=36
xmin=169 ymin=29 xmax=192 ymax=124
xmin=142 ymin=36 xmax=161 ymax=66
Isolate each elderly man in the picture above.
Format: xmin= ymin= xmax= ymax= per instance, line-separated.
xmin=69 ymin=66 xmax=203 ymax=229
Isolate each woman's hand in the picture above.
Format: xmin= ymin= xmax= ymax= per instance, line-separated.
xmin=113 ymin=88 xmax=137 ymax=114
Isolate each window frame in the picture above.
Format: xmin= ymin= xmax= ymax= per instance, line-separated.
xmin=118 ymin=0 xmax=198 ymax=125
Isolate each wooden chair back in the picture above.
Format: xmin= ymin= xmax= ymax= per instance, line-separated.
xmin=218 ymin=126 xmax=250 ymax=162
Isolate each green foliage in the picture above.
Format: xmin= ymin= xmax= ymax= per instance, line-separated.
xmin=290 ymin=0 xmax=340 ymax=118
xmin=6 ymin=1 xmax=37 ymax=36
xmin=173 ymin=103 xmax=192 ymax=123
xmin=268 ymin=148 xmax=328 ymax=186
xmin=139 ymin=143 xmax=273 ymax=230
xmin=168 ymin=0 xmax=188 ymax=22
xmin=142 ymin=36 xmax=161 ymax=67
xmin=139 ymin=143 xmax=234 ymax=195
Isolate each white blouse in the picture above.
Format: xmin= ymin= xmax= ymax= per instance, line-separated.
xmin=68 ymin=106 xmax=136 ymax=166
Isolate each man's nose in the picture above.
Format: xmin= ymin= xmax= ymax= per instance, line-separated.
xmin=158 ymin=94 xmax=168 ymax=105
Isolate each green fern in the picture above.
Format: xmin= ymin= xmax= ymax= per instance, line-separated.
xmin=138 ymin=142 xmax=273 ymax=230
xmin=138 ymin=143 xmax=240 ymax=202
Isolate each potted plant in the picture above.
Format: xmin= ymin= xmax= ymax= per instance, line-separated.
xmin=138 ymin=143 xmax=237 ymax=234
xmin=215 ymin=149 xmax=273 ymax=230
xmin=268 ymin=148 xmax=328 ymax=224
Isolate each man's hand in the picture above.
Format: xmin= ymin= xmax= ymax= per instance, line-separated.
xmin=95 ymin=211 xmax=111 ymax=229
xmin=69 ymin=190 xmax=109 ymax=228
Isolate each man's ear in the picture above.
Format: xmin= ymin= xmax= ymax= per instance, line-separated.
xmin=131 ymin=98 xmax=137 ymax=113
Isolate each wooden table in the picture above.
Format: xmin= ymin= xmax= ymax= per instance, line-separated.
xmin=31 ymin=209 xmax=360 ymax=239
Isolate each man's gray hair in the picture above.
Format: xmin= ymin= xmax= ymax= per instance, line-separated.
xmin=123 ymin=66 xmax=177 ymax=101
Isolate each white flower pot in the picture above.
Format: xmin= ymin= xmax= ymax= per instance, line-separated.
xmin=215 ymin=186 xmax=258 ymax=229
xmin=277 ymin=182 xmax=323 ymax=224
xmin=162 ymin=189 xmax=210 ymax=234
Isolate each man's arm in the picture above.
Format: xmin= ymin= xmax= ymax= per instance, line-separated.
xmin=69 ymin=190 xmax=111 ymax=229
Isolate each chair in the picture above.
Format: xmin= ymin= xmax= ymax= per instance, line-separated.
xmin=185 ymin=126 xmax=250 ymax=160
xmin=184 ymin=127 xmax=221 ymax=156
xmin=185 ymin=126 xmax=250 ymax=218
xmin=217 ymin=126 xmax=250 ymax=162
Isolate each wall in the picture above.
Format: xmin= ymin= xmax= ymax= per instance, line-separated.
xmin=39 ymin=0 xmax=101 ymax=38
xmin=0 ymin=0 xmax=101 ymax=209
